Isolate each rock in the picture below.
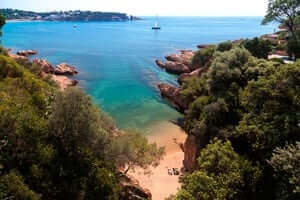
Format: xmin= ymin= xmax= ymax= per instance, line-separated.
xmin=197 ymin=44 xmax=215 ymax=49
xmin=51 ymin=75 xmax=79 ymax=90
xmin=120 ymin=174 xmax=152 ymax=200
xmin=183 ymin=135 xmax=198 ymax=172
xmin=155 ymin=60 xmax=191 ymax=75
xmin=165 ymin=50 xmax=195 ymax=70
xmin=8 ymin=53 xmax=29 ymax=62
xmin=33 ymin=59 xmax=55 ymax=74
xmin=55 ymin=63 xmax=78 ymax=75
xmin=17 ymin=50 xmax=38 ymax=57
xmin=178 ymin=67 xmax=208 ymax=84
xmin=157 ymin=83 xmax=187 ymax=112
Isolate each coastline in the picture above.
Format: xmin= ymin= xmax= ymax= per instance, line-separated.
xmin=130 ymin=121 xmax=187 ymax=200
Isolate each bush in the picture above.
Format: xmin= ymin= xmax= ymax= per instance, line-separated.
xmin=191 ymin=47 xmax=215 ymax=68
xmin=241 ymin=37 xmax=272 ymax=59
xmin=216 ymin=41 xmax=233 ymax=52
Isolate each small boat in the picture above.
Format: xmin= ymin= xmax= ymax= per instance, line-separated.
xmin=152 ymin=17 xmax=161 ymax=30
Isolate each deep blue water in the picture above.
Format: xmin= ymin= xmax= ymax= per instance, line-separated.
xmin=2 ymin=17 xmax=277 ymax=132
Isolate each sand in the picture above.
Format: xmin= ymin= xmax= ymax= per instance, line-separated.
xmin=130 ymin=121 xmax=187 ymax=200
xmin=51 ymin=74 xmax=74 ymax=90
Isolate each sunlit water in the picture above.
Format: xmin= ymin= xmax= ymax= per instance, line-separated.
xmin=2 ymin=17 xmax=277 ymax=133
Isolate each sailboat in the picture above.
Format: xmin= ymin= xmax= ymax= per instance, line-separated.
xmin=152 ymin=16 xmax=161 ymax=30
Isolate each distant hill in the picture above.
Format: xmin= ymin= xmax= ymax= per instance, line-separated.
xmin=0 ymin=8 xmax=141 ymax=21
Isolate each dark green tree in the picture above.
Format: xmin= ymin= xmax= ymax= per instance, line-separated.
xmin=268 ymin=142 xmax=300 ymax=200
xmin=241 ymin=37 xmax=272 ymax=59
xmin=0 ymin=13 xmax=5 ymax=43
xmin=176 ymin=140 xmax=262 ymax=200
xmin=262 ymin=0 xmax=300 ymax=58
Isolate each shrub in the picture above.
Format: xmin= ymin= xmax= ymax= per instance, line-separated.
xmin=191 ymin=47 xmax=215 ymax=68
xmin=241 ymin=37 xmax=272 ymax=59
xmin=216 ymin=41 xmax=233 ymax=52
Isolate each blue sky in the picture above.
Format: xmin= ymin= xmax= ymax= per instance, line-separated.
xmin=1 ymin=0 xmax=267 ymax=16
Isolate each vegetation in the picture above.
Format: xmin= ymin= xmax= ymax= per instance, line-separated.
xmin=0 ymin=51 xmax=164 ymax=199
xmin=176 ymin=140 xmax=261 ymax=200
xmin=216 ymin=41 xmax=233 ymax=52
xmin=269 ymin=142 xmax=300 ymax=200
xmin=191 ymin=47 xmax=215 ymax=68
xmin=0 ymin=12 xmax=5 ymax=42
xmin=0 ymin=9 xmax=132 ymax=21
xmin=241 ymin=37 xmax=272 ymax=59
xmin=111 ymin=132 xmax=165 ymax=174
xmin=262 ymin=0 xmax=300 ymax=58
xmin=173 ymin=45 xmax=300 ymax=199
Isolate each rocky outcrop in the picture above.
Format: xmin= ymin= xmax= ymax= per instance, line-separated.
xmin=165 ymin=50 xmax=194 ymax=68
xmin=33 ymin=59 xmax=55 ymax=74
xmin=182 ymin=135 xmax=198 ymax=172
xmin=120 ymin=174 xmax=152 ymax=200
xmin=155 ymin=50 xmax=196 ymax=75
xmin=157 ymin=83 xmax=188 ymax=112
xmin=8 ymin=53 xmax=29 ymax=62
xmin=178 ymin=67 xmax=208 ymax=84
xmin=17 ymin=50 xmax=38 ymax=57
xmin=155 ymin=60 xmax=191 ymax=75
xmin=55 ymin=63 xmax=78 ymax=75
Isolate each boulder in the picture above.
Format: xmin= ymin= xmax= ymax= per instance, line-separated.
xmin=55 ymin=63 xmax=78 ymax=75
xmin=183 ymin=135 xmax=198 ymax=172
xmin=178 ymin=67 xmax=208 ymax=84
xmin=17 ymin=50 xmax=38 ymax=57
xmin=165 ymin=50 xmax=195 ymax=70
xmin=157 ymin=83 xmax=188 ymax=112
xmin=33 ymin=59 xmax=55 ymax=74
xmin=8 ymin=53 xmax=29 ymax=62
xmin=155 ymin=60 xmax=191 ymax=75
xmin=120 ymin=174 xmax=152 ymax=200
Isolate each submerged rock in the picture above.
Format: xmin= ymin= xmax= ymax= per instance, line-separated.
xmin=55 ymin=63 xmax=78 ymax=75
xmin=17 ymin=50 xmax=38 ymax=57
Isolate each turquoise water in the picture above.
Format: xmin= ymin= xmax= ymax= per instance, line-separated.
xmin=2 ymin=17 xmax=277 ymax=132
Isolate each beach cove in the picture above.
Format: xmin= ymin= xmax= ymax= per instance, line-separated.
xmin=3 ymin=17 xmax=277 ymax=199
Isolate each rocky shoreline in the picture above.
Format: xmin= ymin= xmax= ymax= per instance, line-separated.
xmin=8 ymin=49 xmax=79 ymax=90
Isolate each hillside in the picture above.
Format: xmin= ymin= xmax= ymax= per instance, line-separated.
xmin=0 ymin=9 xmax=140 ymax=21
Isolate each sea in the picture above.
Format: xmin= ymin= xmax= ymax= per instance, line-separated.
xmin=2 ymin=17 xmax=277 ymax=133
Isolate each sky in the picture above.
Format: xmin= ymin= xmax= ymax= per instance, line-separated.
xmin=1 ymin=0 xmax=268 ymax=16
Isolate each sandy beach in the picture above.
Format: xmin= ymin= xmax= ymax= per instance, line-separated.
xmin=130 ymin=121 xmax=187 ymax=200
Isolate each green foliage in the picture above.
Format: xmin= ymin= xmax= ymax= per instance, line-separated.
xmin=175 ymin=40 xmax=299 ymax=199
xmin=287 ymin=32 xmax=300 ymax=58
xmin=207 ymin=47 xmax=252 ymax=98
xmin=191 ymin=47 xmax=215 ymax=68
xmin=269 ymin=142 xmax=300 ymax=200
xmin=216 ymin=41 xmax=233 ymax=52
xmin=111 ymin=131 xmax=165 ymax=174
xmin=236 ymin=62 xmax=300 ymax=158
xmin=176 ymin=140 xmax=261 ymax=200
xmin=241 ymin=37 xmax=272 ymax=59
xmin=262 ymin=0 xmax=300 ymax=26
xmin=0 ymin=53 xmax=163 ymax=199
xmin=262 ymin=0 xmax=300 ymax=58
xmin=0 ymin=13 xmax=5 ymax=38
xmin=0 ymin=171 xmax=41 ymax=200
